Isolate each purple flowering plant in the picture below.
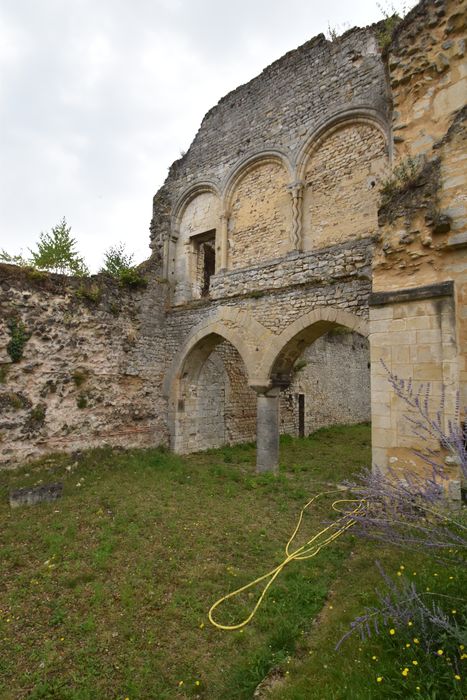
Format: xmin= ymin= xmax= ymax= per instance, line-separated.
xmin=336 ymin=363 xmax=466 ymax=692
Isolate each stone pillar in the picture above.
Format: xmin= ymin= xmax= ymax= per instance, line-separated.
xmin=219 ymin=211 xmax=230 ymax=271
xmin=288 ymin=182 xmax=304 ymax=251
xmin=255 ymin=386 xmax=280 ymax=474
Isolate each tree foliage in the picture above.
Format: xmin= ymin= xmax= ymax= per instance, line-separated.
xmin=100 ymin=242 xmax=134 ymax=277
xmin=0 ymin=250 xmax=30 ymax=267
xmin=29 ymin=217 xmax=88 ymax=276
xmin=100 ymin=242 xmax=147 ymax=287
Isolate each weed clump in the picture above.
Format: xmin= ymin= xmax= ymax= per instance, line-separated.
xmin=6 ymin=318 xmax=30 ymax=362
xmin=380 ymin=156 xmax=423 ymax=205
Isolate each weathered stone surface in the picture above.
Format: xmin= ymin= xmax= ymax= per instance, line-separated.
xmin=9 ymin=482 xmax=63 ymax=508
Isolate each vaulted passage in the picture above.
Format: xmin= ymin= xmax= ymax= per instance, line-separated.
xmin=254 ymin=319 xmax=371 ymax=472
xmin=279 ymin=330 xmax=370 ymax=437
xmin=173 ymin=335 xmax=256 ymax=454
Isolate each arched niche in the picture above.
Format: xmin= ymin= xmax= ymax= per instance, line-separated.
xmin=301 ymin=120 xmax=389 ymax=251
xmin=167 ymin=331 xmax=256 ymax=453
xmin=172 ymin=186 xmax=221 ymax=302
xmin=226 ymin=156 xmax=292 ymax=269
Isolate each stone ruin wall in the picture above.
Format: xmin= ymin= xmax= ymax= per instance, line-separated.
xmin=369 ymin=0 xmax=466 ymax=478
xmin=0 ymin=263 xmax=169 ymax=466
xmin=0 ymin=0 xmax=465 ymax=471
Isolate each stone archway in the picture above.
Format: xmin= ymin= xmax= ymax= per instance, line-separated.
xmin=252 ymin=307 xmax=370 ymax=472
xmin=163 ymin=307 xmax=271 ymax=454
xmin=164 ymin=306 xmax=370 ymax=471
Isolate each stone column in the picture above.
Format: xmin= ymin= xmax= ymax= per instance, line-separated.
xmin=219 ymin=211 xmax=230 ymax=271
xmin=288 ymin=182 xmax=304 ymax=251
xmin=255 ymin=386 xmax=280 ymax=474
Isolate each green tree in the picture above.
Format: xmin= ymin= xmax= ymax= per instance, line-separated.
xmin=0 ymin=250 xmax=30 ymax=267
xmin=100 ymin=242 xmax=134 ymax=276
xmin=100 ymin=242 xmax=147 ymax=287
xmin=29 ymin=217 xmax=89 ymax=276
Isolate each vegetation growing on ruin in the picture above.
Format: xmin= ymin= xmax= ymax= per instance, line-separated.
xmin=72 ymin=369 xmax=88 ymax=388
xmin=0 ymin=366 xmax=8 ymax=384
xmin=101 ymin=242 xmax=148 ymax=288
xmin=6 ymin=317 xmax=30 ymax=363
xmin=75 ymin=282 xmax=102 ymax=304
xmin=29 ymin=218 xmax=89 ymax=276
xmin=379 ymin=155 xmax=424 ymax=204
xmin=76 ymin=392 xmax=88 ymax=409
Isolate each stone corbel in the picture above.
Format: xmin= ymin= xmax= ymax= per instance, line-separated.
xmin=288 ymin=181 xmax=304 ymax=251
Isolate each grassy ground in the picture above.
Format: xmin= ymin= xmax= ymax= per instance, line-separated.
xmin=0 ymin=425 xmax=465 ymax=699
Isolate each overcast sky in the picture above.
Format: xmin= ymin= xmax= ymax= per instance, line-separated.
xmin=0 ymin=0 xmax=416 ymax=271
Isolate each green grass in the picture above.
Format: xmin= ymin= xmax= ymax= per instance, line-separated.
xmin=1 ymin=424 xmax=464 ymax=698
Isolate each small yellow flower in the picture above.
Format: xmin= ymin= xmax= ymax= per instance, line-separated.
xmin=406 ymin=643 xmax=411 ymax=648
xmin=397 ymin=571 xmax=402 ymax=576
xmin=412 ymin=660 xmax=418 ymax=666
xmin=372 ymin=655 xmax=377 ymax=660
xmin=329 ymin=605 xmax=333 ymax=609
xmin=178 ymin=681 xmax=184 ymax=686
xmin=449 ymin=576 xmax=453 ymax=580
xmin=426 ymin=587 xmax=430 ymax=592
xmin=195 ymin=681 xmax=200 ymax=686
xmin=414 ymin=638 xmax=420 ymax=644
xmin=416 ymin=687 xmax=420 ymax=692
xmin=400 ymin=565 xmax=405 ymax=570
xmin=413 ymin=571 xmax=417 ymax=576
xmin=437 ymin=649 xmax=444 ymax=656
xmin=408 ymin=621 xmax=413 ymax=627
xmin=461 ymin=653 xmax=467 ymax=659
xmin=452 ymin=610 xmax=457 ymax=614
xmin=376 ymin=677 xmax=383 ymax=683
xmin=402 ymin=668 xmax=409 ymax=677
xmin=389 ymin=628 xmax=396 ymax=635
xmin=455 ymin=675 xmax=461 ymax=681
xmin=460 ymin=645 xmax=465 ymax=650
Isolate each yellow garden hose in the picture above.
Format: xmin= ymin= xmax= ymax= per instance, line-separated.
xmin=208 ymin=491 xmax=366 ymax=631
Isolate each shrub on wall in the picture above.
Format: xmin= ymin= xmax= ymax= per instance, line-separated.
xmin=6 ymin=318 xmax=30 ymax=363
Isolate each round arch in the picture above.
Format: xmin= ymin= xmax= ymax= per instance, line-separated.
xmin=295 ymin=108 xmax=391 ymax=182
xmin=171 ymin=180 xmax=221 ymax=233
xmin=255 ymin=307 xmax=369 ymax=387
xmin=222 ymin=149 xmax=294 ymax=212
xmin=163 ymin=307 xmax=272 ymax=399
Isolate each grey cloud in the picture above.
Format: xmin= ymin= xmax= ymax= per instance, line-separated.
xmin=0 ymin=0 xmax=414 ymax=270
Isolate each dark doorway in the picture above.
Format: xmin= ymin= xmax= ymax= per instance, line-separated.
xmin=201 ymin=241 xmax=216 ymax=297
xmin=298 ymin=393 xmax=305 ymax=438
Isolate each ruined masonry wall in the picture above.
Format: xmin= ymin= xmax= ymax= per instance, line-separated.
xmin=0 ymin=265 xmax=169 ymax=466
xmin=229 ymin=161 xmax=291 ymax=269
xmin=303 ymin=123 xmax=388 ymax=250
xmin=150 ymin=25 xmax=389 ymax=251
xmin=280 ymin=331 xmax=371 ymax=436
xmin=370 ymin=0 xmax=467 ymax=475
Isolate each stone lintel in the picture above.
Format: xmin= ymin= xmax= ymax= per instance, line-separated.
xmin=369 ymin=281 xmax=454 ymax=307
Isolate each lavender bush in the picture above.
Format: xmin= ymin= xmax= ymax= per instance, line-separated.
xmin=337 ymin=365 xmax=466 ymax=692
